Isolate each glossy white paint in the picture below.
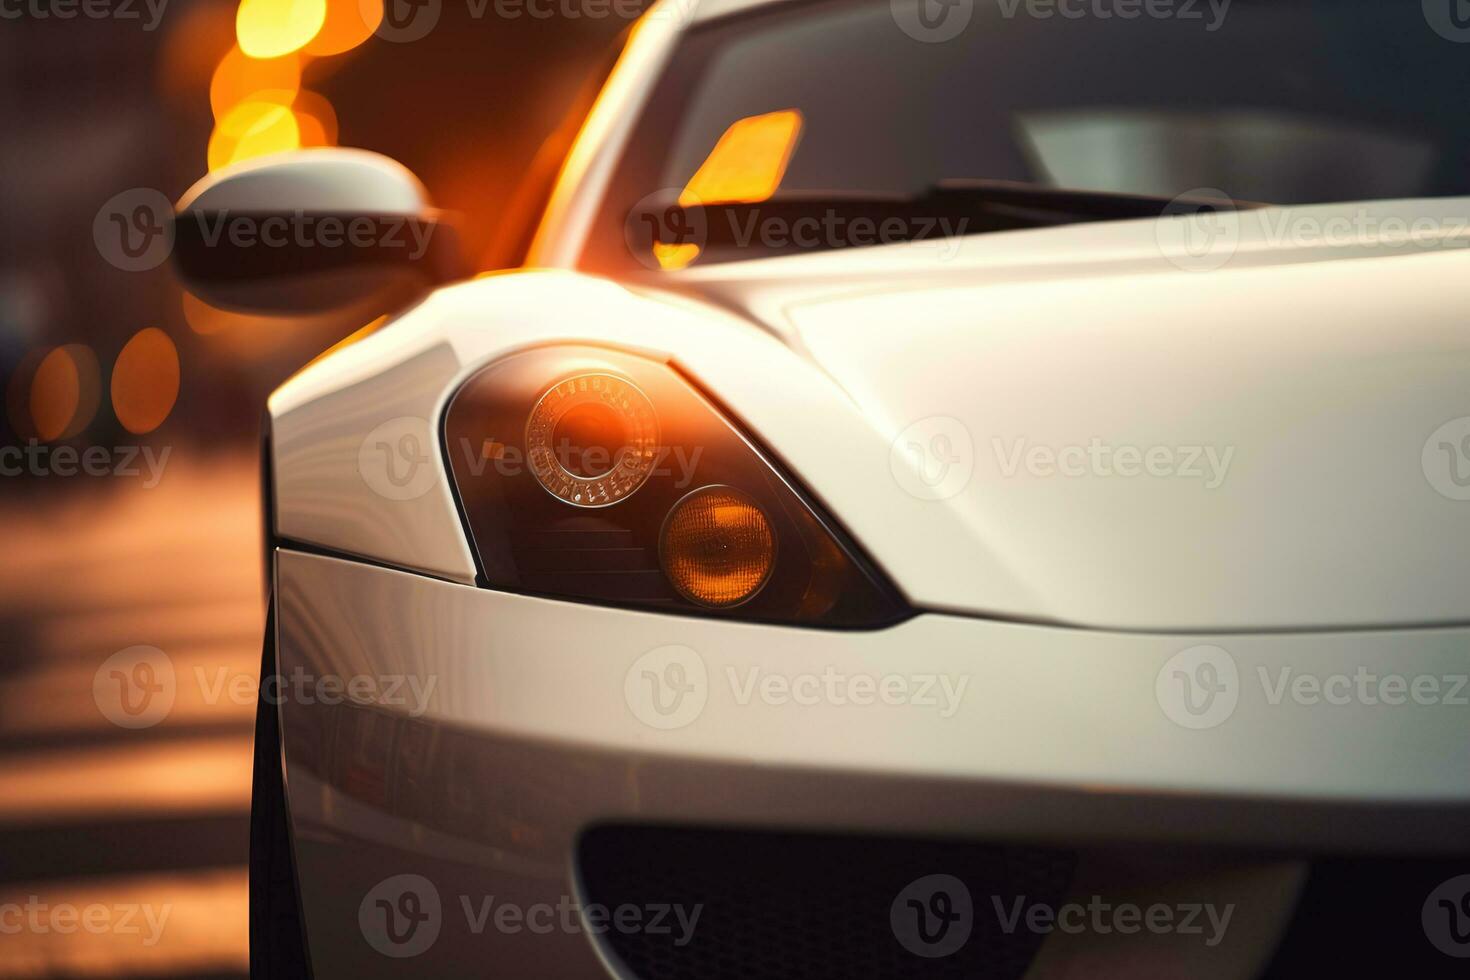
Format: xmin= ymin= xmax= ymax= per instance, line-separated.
xmin=272 ymin=199 xmax=1470 ymax=629
xmin=176 ymin=147 xmax=433 ymax=215
xmin=277 ymin=549 xmax=1470 ymax=820
xmin=249 ymin=3 xmax=1470 ymax=975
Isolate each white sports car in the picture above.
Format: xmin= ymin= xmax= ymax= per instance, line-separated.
xmin=176 ymin=0 xmax=1470 ymax=976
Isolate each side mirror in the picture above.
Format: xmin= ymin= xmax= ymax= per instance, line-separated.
xmin=172 ymin=149 xmax=466 ymax=316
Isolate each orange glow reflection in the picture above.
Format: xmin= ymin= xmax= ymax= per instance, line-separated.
xmin=305 ymin=0 xmax=381 ymax=55
xmin=236 ymin=0 xmax=327 ymax=58
xmin=111 ymin=328 xmax=180 ymax=435
xmin=208 ymin=99 xmax=301 ymax=170
xmin=653 ymin=242 xmax=701 ymax=271
xmin=209 ymin=45 xmax=300 ymax=119
xmin=29 ymin=345 xmax=102 ymax=441
xmin=679 ymin=108 xmax=804 ymax=207
xmin=292 ymin=89 xmax=339 ymax=147
xmin=29 ymin=347 xmax=80 ymax=442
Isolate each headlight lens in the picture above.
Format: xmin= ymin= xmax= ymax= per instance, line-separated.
xmin=443 ymin=345 xmax=907 ymax=627
xmin=661 ymin=485 xmax=776 ymax=608
xmin=525 ymin=372 xmax=658 ymax=507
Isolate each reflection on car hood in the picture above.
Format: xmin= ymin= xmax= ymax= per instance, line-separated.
xmin=655 ymin=198 xmax=1470 ymax=630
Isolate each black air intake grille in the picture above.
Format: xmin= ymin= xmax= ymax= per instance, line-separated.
xmin=577 ymin=825 xmax=1076 ymax=980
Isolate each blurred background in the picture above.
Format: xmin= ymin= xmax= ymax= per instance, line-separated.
xmin=0 ymin=1 xmax=636 ymax=974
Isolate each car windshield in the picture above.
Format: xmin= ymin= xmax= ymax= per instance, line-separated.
xmin=580 ymin=0 xmax=1470 ymax=273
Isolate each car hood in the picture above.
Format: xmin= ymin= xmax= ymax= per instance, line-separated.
xmin=654 ymin=199 xmax=1470 ymax=630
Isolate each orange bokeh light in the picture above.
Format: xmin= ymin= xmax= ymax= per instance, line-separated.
xmin=210 ymin=45 xmax=301 ymax=119
xmin=305 ymin=0 xmax=381 ymax=55
xmin=291 ymin=89 xmax=339 ymax=147
xmin=29 ymin=347 xmax=80 ymax=442
xmin=208 ymin=100 xmax=301 ymax=171
xmin=111 ymin=329 xmax=180 ymax=435
xmin=679 ymin=109 xmax=804 ymax=208
xmin=236 ymin=0 xmax=327 ymax=59
xmin=653 ymin=242 xmax=701 ymax=271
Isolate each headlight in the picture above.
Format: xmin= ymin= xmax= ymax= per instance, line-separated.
xmin=443 ymin=345 xmax=907 ymax=627
xmin=524 ymin=372 xmax=659 ymax=507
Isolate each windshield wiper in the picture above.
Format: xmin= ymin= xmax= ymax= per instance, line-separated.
xmin=634 ymin=181 xmax=1262 ymax=264
xmin=926 ymin=179 xmax=1261 ymax=221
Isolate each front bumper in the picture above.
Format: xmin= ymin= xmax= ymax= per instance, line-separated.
xmin=272 ymin=548 xmax=1470 ymax=977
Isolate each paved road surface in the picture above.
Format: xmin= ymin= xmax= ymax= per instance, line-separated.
xmin=0 ymin=449 xmax=261 ymax=978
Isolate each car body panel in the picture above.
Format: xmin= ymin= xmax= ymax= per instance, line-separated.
xmin=277 ymin=549 xmax=1470 ymax=812
xmin=273 ymin=548 xmax=1470 ymax=976
xmin=273 ymin=200 xmax=1470 ymax=629
xmin=258 ymin=2 xmax=1470 ymax=974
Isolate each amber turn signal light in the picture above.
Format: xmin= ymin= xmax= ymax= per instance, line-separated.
xmin=660 ymin=486 xmax=776 ymax=607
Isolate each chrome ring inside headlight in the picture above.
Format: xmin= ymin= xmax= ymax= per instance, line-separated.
xmin=525 ymin=373 xmax=659 ymax=507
